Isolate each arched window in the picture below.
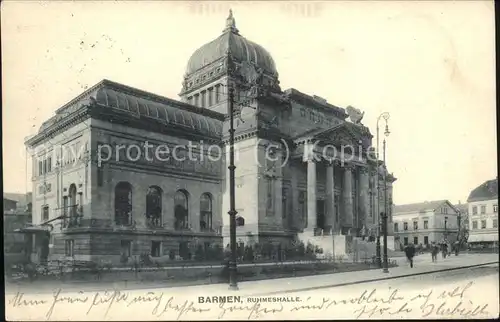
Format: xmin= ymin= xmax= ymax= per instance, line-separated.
xmin=115 ymin=182 xmax=132 ymax=226
xmin=236 ymin=216 xmax=245 ymax=227
xmin=146 ymin=186 xmax=162 ymax=227
xmin=174 ymin=190 xmax=189 ymax=230
xmin=200 ymin=193 xmax=212 ymax=232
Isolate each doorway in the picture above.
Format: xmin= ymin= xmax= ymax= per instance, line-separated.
xmin=179 ymin=242 xmax=190 ymax=260
xmin=39 ymin=232 xmax=50 ymax=263
xmin=316 ymin=199 xmax=325 ymax=231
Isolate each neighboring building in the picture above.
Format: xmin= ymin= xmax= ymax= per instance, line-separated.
xmin=467 ymin=177 xmax=498 ymax=248
xmin=24 ymin=11 xmax=396 ymax=264
xmin=393 ymin=200 xmax=459 ymax=248
xmin=4 ymin=192 xmax=32 ymax=212
xmin=4 ymin=193 xmax=33 ymax=266
xmin=4 ymin=198 xmax=18 ymax=212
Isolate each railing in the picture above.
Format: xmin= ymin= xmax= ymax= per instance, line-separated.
xmin=61 ymin=205 xmax=83 ymax=228
xmin=145 ymin=216 xmax=162 ymax=228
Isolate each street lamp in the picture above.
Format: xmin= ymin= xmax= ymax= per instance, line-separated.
xmin=227 ymin=84 xmax=239 ymax=290
xmin=382 ymin=120 xmax=390 ymax=273
xmin=376 ymin=112 xmax=390 ymax=268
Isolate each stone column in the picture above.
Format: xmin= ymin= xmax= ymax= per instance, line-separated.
xmin=325 ymin=161 xmax=335 ymax=235
xmin=290 ymin=166 xmax=299 ymax=230
xmin=359 ymin=167 xmax=370 ymax=233
xmin=343 ymin=164 xmax=354 ymax=231
xmin=306 ymin=159 xmax=317 ymax=231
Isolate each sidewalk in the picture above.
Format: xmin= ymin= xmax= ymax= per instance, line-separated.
xmin=5 ymin=253 xmax=497 ymax=296
xmin=163 ymin=253 xmax=499 ymax=296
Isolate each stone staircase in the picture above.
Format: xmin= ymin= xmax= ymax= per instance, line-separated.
xmin=297 ymin=230 xmax=335 ymax=258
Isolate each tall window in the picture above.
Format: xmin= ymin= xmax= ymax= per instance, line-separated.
xmin=200 ymin=193 xmax=212 ymax=231
xmin=472 ymin=221 xmax=478 ymax=229
xmin=282 ymin=188 xmax=288 ymax=219
xmin=68 ymin=184 xmax=77 ymax=218
xmin=65 ymin=240 xmax=74 ymax=257
xmin=424 ymin=236 xmax=429 ymax=245
xmin=38 ymin=160 xmax=43 ymax=175
xmin=151 ymin=241 xmax=161 ymax=257
xmin=63 ymin=197 xmax=68 ymax=216
xmin=403 ymin=222 xmax=408 ymax=231
xmin=480 ymin=205 xmax=486 ymax=214
xmin=472 ymin=206 xmax=477 ymax=215
xmin=413 ymin=237 xmax=418 ymax=245
xmin=403 ymin=237 xmax=408 ymax=245
xmin=146 ymin=186 xmax=162 ymax=227
xmin=115 ymin=182 xmax=132 ymax=225
xmin=444 ymin=216 xmax=448 ymax=230
xmin=494 ymin=204 xmax=498 ymax=213
xmin=120 ymin=240 xmax=131 ymax=258
xmin=42 ymin=205 xmax=49 ymax=221
xmin=298 ymin=191 xmax=306 ymax=227
xmin=368 ymin=192 xmax=373 ymax=217
xmin=334 ymin=194 xmax=340 ymax=223
xmin=174 ymin=190 xmax=189 ymax=230
xmin=208 ymin=88 xmax=213 ymax=106
xmin=47 ymin=157 xmax=52 ymax=172
xmin=200 ymin=91 xmax=206 ymax=107
xmin=266 ymin=177 xmax=274 ymax=215
xmin=424 ymin=220 xmax=429 ymax=229
xmin=394 ymin=223 xmax=398 ymax=232
xmin=481 ymin=220 xmax=486 ymax=229
xmin=215 ymin=85 xmax=220 ymax=103
xmin=493 ymin=219 xmax=498 ymax=228
xmin=97 ymin=166 xmax=104 ymax=187
xmin=413 ymin=221 xmax=418 ymax=230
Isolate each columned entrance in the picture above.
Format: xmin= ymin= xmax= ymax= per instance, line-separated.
xmin=316 ymin=199 xmax=325 ymax=233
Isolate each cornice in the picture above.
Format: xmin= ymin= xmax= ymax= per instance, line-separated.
xmin=25 ymin=106 xmax=92 ymax=147
xmin=284 ymin=88 xmax=348 ymax=119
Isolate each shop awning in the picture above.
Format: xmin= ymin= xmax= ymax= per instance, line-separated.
xmin=468 ymin=233 xmax=498 ymax=243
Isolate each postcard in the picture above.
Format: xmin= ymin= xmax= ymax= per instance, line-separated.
xmin=2 ymin=0 xmax=498 ymax=320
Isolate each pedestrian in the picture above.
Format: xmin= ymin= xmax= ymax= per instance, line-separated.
xmin=454 ymin=241 xmax=460 ymax=256
xmin=431 ymin=243 xmax=439 ymax=262
xmin=442 ymin=243 xmax=448 ymax=259
xmin=404 ymin=243 xmax=416 ymax=268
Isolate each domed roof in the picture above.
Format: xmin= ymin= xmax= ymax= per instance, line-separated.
xmin=185 ymin=10 xmax=278 ymax=76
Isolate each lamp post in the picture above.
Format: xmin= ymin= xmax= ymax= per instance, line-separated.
xmin=376 ymin=112 xmax=390 ymax=268
xmin=382 ymin=122 xmax=390 ymax=273
xmin=227 ymin=84 xmax=239 ymax=290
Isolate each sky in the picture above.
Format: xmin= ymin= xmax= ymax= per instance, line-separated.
xmin=1 ymin=0 xmax=496 ymax=205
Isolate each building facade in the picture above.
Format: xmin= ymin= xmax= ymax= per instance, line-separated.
xmin=393 ymin=200 xmax=459 ymax=248
xmin=467 ymin=177 xmax=498 ymax=248
xmin=25 ymin=11 xmax=395 ymax=264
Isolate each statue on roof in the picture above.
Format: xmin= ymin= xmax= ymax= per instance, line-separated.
xmin=346 ymin=105 xmax=365 ymax=125
xmin=226 ymin=9 xmax=235 ymax=28
xmin=224 ymin=9 xmax=239 ymax=33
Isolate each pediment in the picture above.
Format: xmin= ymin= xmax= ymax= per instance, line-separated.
xmin=314 ymin=123 xmax=362 ymax=146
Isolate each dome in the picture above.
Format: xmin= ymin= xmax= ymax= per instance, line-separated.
xmin=185 ymin=10 xmax=278 ymax=77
